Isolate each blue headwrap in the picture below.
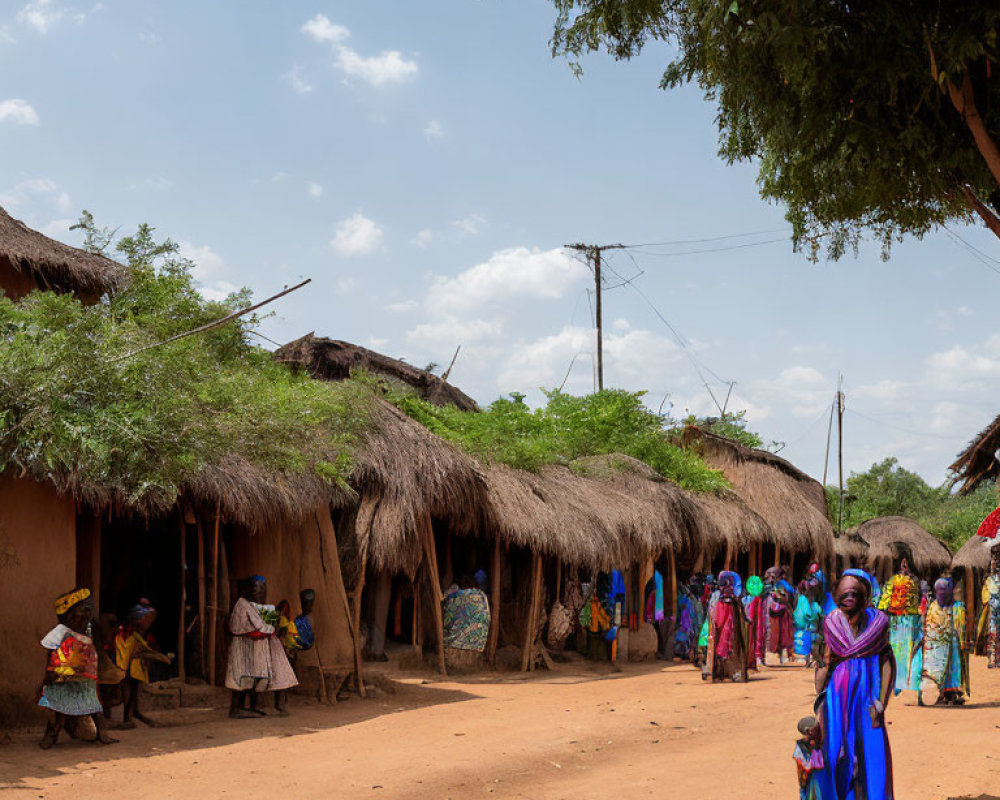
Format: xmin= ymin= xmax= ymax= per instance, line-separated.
xmin=841 ymin=568 xmax=879 ymax=604
xmin=718 ymin=570 xmax=743 ymax=596
xmin=778 ymin=579 xmax=795 ymax=595
xmin=251 ymin=574 xmax=266 ymax=583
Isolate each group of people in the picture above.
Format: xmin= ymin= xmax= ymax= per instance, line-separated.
xmin=36 ymin=575 xmax=318 ymax=748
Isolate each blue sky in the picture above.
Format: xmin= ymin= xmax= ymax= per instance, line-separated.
xmin=3 ymin=0 xmax=1000 ymax=486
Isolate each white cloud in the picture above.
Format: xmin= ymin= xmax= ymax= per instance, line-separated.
xmin=336 ymin=277 xmax=357 ymax=295
xmin=302 ymin=14 xmax=417 ymax=87
xmin=286 ymin=64 xmax=313 ymax=95
xmin=424 ymin=120 xmax=444 ymax=142
xmin=929 ymin=401 xmax=961 ymax=434
xmin=427 ymin=247 xmax=587 ymax=311
xmin=0 ymin=99 xmax=39 ymax=126
xmin=385 ymin=299 xmax=417 ymax=313
xmin=40 ymin=217 xmax=75 ymax=238
xmin=306 ymin=181 xmax=324 ymax=199
xmin=407 ymin=316 xmax=504 ymax=349
xmin=0 ymin=26 xmax=15 ymax=43
xmin=855 ymin=380 xmax=907 ymax=402
xmin=17 ymin=0 xmax=62 ymax=33
xmin=73 ymin=2 xmax=103 ymax=25
xmin=774 ymin=366 xmax=826 ymax=388
xmin=178 ymin=241 xmax=227 ymax=285
xmin=412 ymin=228 xmax=433 ymax=248
xmin=0 ymin=177 xmax=69 ymax=211
xmin=335 ymin=46 xmax=418 ymax=87
xmin=368 ymin=336 xmax=389 ymax=350
xmin=452 ymin=214 xmax=486 ymax=236
xmin=301 ymin=14 xmax=349 ymax=44
xmin=330 ymin=212 xmax=384 ymax=256
xmin=925 ymin=336 xmax=1000 ymax=384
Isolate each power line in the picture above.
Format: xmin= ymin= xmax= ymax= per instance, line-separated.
xmin=624 ymin=236 xmax=790 ymax=257
xmin=624 ymin=228 xmax=791 ymax=248
xmin=845 ymin=408 xmax=957 ymax=441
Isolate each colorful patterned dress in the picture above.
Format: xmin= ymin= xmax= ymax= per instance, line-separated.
xmin=442 ymin=588 xmax=490 ymax=652
xmin=877 ymin=574 xmax=921 ymax=693
xmin=794 ymin=594 xmax=822 ymax=658
xmin=38 ymin=625 xmax=103 ymax=716
xmin=982 ymin=574 xmax=1000 ymax=669
xmin=919 ymin=601 xmax=967 ymax=698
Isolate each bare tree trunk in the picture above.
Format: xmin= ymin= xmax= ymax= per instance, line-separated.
xmin=959 ymin=184 xmax=1000 ymax=238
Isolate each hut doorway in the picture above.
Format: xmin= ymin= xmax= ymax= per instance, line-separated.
xmin=98 ymin=512 xmax=184 ymax=680
xmin=361 ymin=569 xmax=418 ymax=659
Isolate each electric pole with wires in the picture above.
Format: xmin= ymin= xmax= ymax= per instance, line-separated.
xmin=565 ymin=243 xmax=625 ymax=391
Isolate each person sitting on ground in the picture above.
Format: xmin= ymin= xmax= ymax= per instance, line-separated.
xmin=38 ymin=588 xmax=117 ymax=749
xmin=442 ymin=574 xmax=490 ymax=654
xmin=226 ymin=575 xmax=298 ymax=718
xmin=114 ymin=600 xmax=172 ymax=728
xmin=917 ymin=576 xmax=969 ymax=706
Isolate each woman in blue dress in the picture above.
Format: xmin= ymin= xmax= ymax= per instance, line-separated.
xmin=808 ymin=569 xmax=896 ymax=800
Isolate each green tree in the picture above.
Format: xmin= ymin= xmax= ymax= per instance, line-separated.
xmin=550 ymin=2 xmax=1000 ymax=256
xmin=831 ymin=457 xmax=940 ymax=528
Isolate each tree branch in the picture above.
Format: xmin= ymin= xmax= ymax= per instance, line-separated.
xmin=958 ymin=184 xmax=1000 ymax=239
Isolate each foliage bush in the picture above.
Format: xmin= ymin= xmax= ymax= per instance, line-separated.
xmin=0 ymin=218 xmax=368 ymax=510
xmin=375 ymin=382 xmax=730 ymax=493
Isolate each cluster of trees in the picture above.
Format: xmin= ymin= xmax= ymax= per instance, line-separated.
xmin=827 ymin=458 xmax=996 ymax=550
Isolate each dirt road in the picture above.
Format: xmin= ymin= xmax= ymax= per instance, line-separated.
xmin=2 ymin=657 xmax=998 ymax=799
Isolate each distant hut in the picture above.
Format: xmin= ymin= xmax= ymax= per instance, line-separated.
xmin=0 ymin=205 xmax=127 ymax=303
xmin=949 ymin=411 xmax=1000 ymax=493
xmin=855 ymin=516 xmax=952 ymax=584
xmin=833 ymin=530 xmax=870 ymax=574
xmin=682 ymin=427 xmax=834 ymax=579
xmin=277 ymin=333 xmax=479 ymax=411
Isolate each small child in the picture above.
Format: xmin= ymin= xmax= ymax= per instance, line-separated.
xmin=792 ymin=716 xmax=823 ymax=800
xmin=273 ymin=599 xmax=303 ymax=716
xmin=114 ymin=601 xmax=172 ymax=728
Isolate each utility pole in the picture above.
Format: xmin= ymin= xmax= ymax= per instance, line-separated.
xmin=565 ymin=243 xmax=625 ymax=391
xmin=836 ymin=373 xmax=845 ymax=537
xmin=822 ymin=395 xmax=835 ymax=488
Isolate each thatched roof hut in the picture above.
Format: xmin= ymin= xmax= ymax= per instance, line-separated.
xmin=682 ymin=427 xmax=834 ymax=559
xmin=950 ymin=412 xmax=1000 ymax=493
xmin=834 ymin=531 xmax=870 ymax=564
xmin=276 ymin=333 xmax=479 ymax=411
xmin=952 ymin=534 xmax=998 ymax=571
xmin=348 ymin=399 xmax=491 ymax=576
xmin=0 ymin=205 xmax=128 ymax=301
xmin=856 ymin=516 xmax=952 ymax=579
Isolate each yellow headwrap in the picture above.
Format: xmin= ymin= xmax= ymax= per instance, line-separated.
xmin=55 ymin=588 xmax=91 ymax=615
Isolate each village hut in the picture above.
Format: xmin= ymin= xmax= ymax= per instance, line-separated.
xmin=949 ymin=411 xmax=1000 ymax=493
xmin=681 ymin=427 xmax=834 ymax=578
xmin=833 ymin=530 xmax=870 ymax=574
xmin=0 ymin=205 xmax=127 ymax=303
xmin=0 ymin=462 xmax=360 ymax=725
xmin=952 ymin=534 xmax=999 ymax=649
xmin=855 ymin=516 xmax=952 ymax=584
xmin=276 ymin=333 xmax=479 ymax=411
xmin=339 ymin=398 xmax=493 ymax=675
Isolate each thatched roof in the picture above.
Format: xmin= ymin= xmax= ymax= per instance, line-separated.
xmin=950 ymin=412 xmax=1000 ymax=493
xmin=682 ymin=427 xmax=834 ymax=559
xmin=570 ymin=453 xmax=766 ymax=561
xmin=0 ymin=205 xmax=128 ymax=298
xmin=276 ymin=334 xmax=479 ymax=411
xmin=833 ymin=531 xmax=870 ymax=563
xmin=349 ymin=399 xmax=490 ymax=574
xmin=482 ymin=464 xmax=631 ymax=568
xmin=951 ymin=534 xmax=999 ymax=571
xmin=856 ymin=517 xmax=952 ymax=576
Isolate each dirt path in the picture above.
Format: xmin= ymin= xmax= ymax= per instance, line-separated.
xmin=2 ymin=657 xmax=999 ymax=799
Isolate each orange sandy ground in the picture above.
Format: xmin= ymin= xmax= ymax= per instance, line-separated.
xmin=1 ymin=656 xmax=998 ymax=800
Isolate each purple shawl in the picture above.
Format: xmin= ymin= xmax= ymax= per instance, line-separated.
xmin=824 ymin=607 xmax=889 ymax=659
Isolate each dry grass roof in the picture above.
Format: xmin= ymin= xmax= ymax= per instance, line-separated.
xmin=951 ymin=534 xmax=999 ymax=571
xmin=276 ymin=333 xmax=479 ymax=411
xmin=950 ymin=412 xmax=1000 ymax=493
xmin=855 ymin=516 xmax=952 ymax=576
xmin=682 ymin=427 xmax=833 ymax=559
xmin=0 ymin=206 xmax=128 ymax=298
xmin=350 ymin=399 xmax=490 ymax=574
xmin=834 ymin=531 xmax=870 ymax=562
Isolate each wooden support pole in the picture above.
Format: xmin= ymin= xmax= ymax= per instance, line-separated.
xmin=748 ymin=544 xmax=757 ymax=578
xmin=352 ymin=556 xmax=368 ymax=696
xmin=443 ymin=532 xmax=453 ymax=591
xmin=421 ymin=516 xmax=447 ymax=676
xmin=667 ymin=547 xmax=678 ymax=616
xmin=965 ymin=566 xmax=977 ymax=650
xmin=774 ymin=544 xmax=782 ymax=569
xmin=196 ymin=512 xmax=207 ymax=682
xmin=177 ymin=508 xmax=187 ymax=685
xmin=724 ymin=540 xmax=734 ymax=571
xmin=486 ymin=538 xmax=502 ymax=666
xmin=207 ymin=502 xmax=220 ymax=686
xmin=554 ymin=559 xmax=563 ymax=604
xmin=521 ymin=552 xmax=544 ymax=672
xmin=412 ymin=571 xmax=422 ymax=648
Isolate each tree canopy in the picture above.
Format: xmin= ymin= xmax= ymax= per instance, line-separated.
xmin=551 ymin=1 xmax=1000 ymax=257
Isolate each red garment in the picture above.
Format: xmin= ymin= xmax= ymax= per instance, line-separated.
xmin=766 ymin=597 xmax=794 ymax=653
xmin=747 ymin=596 xmax=768 ymax=661
xmin=714 ymin=601 xmax=736 ymax=659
